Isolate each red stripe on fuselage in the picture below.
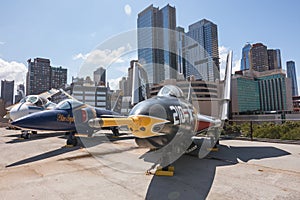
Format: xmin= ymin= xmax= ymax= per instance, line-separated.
xmin=197 ymin=121 xmax=211 ymax=132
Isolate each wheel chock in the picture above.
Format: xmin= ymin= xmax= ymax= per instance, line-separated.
xmin=168 ymin=166 xmax=175 ymax=172
xmin=207 ymin=147 xmax=218 ymax=152
xmin=154 ymin=165 xmax=175 ymax=176
xmin=155 ymin=170 xmax=174 ymax=176
xmin=64 ymin=144 xmax=75 ymax=148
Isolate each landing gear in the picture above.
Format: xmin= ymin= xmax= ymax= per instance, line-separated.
xmin=20 ymin=130 xmax=31 ymax=139
xmin=111 ymin=127 xmax=120 ymax=137
xmin=66 ymin=132 xmax=78 ymax=146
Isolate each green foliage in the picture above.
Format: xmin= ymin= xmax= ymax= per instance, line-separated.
xmin=222 ymin=122 xmax=241 ymax=136
xmin=223 ymin=121 xmax=300 ymax=140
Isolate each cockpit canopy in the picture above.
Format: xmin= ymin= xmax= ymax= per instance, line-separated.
xmin=157 ymin=85 xmax=185 ymax=98
xmin=55 ymin=99 xmax=83 ymax=110
xmin=20 ymin=95 xmax=48 ymax=107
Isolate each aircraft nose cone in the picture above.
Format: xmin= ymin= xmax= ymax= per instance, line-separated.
xmin=11 ymin=114 xmax=33 ymax=128
xmin=10 ymin=103 xmax=29 ymax=121
xmin=11 ymin=111 xmax=49 ymax=130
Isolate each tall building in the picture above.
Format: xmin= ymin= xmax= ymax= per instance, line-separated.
xmin=249 ymin=43 xmax=269 ymax=72
xmin=51 ymin=66 xmax=67 ymax=89
xmin=94 ymin=67 xmax=106 ymax=86
xmin=267 ymin=49 xmax=282 ymax=70
xmin=287 ymin=61 xmax=298 ymax=96
xmin=14 ymin=84 xmax=25 ymax=103
xmin=1 ymin=80 xmax=14 ymax=107
xmin=231 ymin=69 xmax=293 ymax=114
xmin=240 ymin=43 xmax=251 ymax=70
xmin=176 ymin=26 xmax=185 ymax=76
xmin=72 ymin=85 xmax=109 ymax=109
xmin=137 ymin=4 xmax=177 ymax=84
xmin=185 ymin=19 xmax=220 ymax=81
xmin=27 ymin=58 xmax=51 ymax=95
xmin=119 ymin=77 xmax=130 ymax=96
xmin=26 ymin=58 xmax=68 ymax=95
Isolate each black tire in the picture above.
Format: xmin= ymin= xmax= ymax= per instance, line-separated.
xmin=66 ymin=134 xmax=78 ymax=146
xmin=112 ymin=127 xmax=119 ymax=136
xmin=25 ymin=133 xmax=31 ymax=139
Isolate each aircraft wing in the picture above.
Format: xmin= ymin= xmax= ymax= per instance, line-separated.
xmin=39 ymin=88 xmax=60 ymax=99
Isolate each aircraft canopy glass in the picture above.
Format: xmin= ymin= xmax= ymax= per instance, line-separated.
xmin=157 ymin=85 xmax=185 ymax=98
xmin=55 ymin=99 xmax=83 ymax=110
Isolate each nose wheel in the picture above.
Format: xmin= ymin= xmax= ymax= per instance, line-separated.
xmin=20 ymin=130 xmax=31 ymax=139
xmin=66 ymin=132 xmax=78 ymax=146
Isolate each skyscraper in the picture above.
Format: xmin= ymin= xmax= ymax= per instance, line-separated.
xmin=267 ymin=49 xmax=282 ymax=70
xmin=51 ymin=66 xmax=68 ymax=89
xmin=1 ymin=80 xmax=14 ymax=107
xmin=26 ymin=58 xmax=68 ymax=95
xmin=231 ymin=70 xmax=293 ymax=113
xmin=287 ymin=61 xmax=298 ymax=96
xmin=137 ymin=4 xmax=177 ymax=84
xmin=250 ymin=43 xmax=269 ymax=72
xmin=27 ymin=58 xmax=51 ymax=95
xmin=14 ymin=84 xmax=25 ymax=103
xmin=240 ymin=43 xmax=251 ymax=70
xmin=185 ymin=19 xmax=220 ymax=81
xmin=176 ymin=26 xmax=185 ymax=76
xmin=94 ymin=67 xmax=106 ymax=86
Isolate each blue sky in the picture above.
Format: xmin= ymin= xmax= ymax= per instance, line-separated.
xmin=1 ymin=0 xmax=300 ymax=90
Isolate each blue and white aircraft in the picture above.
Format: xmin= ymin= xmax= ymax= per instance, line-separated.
xmin=10 ymin=97 xmax=122 ymax=146
xmin=11 ymin=90 xmax=123 ymax=146
xmin=5 ymin=89 xmax=59 ymax=121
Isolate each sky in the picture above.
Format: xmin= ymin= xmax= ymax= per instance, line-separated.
xmin=1 ymin=0 xmax=300 ymax=91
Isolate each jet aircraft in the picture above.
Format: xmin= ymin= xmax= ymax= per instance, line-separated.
xmin=88 ymin=51 xmax=233 ymax=167
xmin=10 ymin=92 xmax=123 ymax=145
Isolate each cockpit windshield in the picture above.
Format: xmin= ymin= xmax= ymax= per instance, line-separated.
xmin=157 ymin=85 xmax=185 ymax=98
xmin=20 ymin=95 xmax=39 ymax=104
xmin=55 ymin=99 xmax=83 ymax=110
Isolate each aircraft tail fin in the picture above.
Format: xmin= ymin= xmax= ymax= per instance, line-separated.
xmin=131 ymin=61 xmax=149 ymax=106
xmin=220 ymin=51 xmax=233 ymax=123
xmin=112 ymin=91 xmax=123 ymax=113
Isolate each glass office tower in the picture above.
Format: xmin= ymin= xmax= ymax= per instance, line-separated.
xmin=287 ymin=61 xmax=298 ymax=96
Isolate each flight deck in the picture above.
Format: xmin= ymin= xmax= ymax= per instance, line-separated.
xmin=0 ymin=127 xmax=299 ymax=199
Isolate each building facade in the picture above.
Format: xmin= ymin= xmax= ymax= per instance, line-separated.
xmin=137 ymin=4 xmax=177 ymax=84
xmin=1 ymin=80 xmax=14 ymax=107
xmin=240 ymin=43 xmax=251 ymax=71
xmin=94 ymin=67 xmax=106 ymax=86
xmin=27 ymin=58 xmax=51 ymax=95
xmin=51 ymin=66 xmax=67 ymax=89
xmin=14 ymin=84 xmax=25 ymax=103
xmin=185 ymin=19 xmax=220 ymax=81
xmin=150 ymin=79 xmax=220 ymax=116
xmin=267 ymin=49 xmax=282 ymax=70
xmin=26 ymin=58 xmax=68 ymax=95
xmin=72 ymin=85 xmax=109 ymax=109
xmin=286 ymin=61 xmax=298 ymax=96
xmin=250 ymin=43 xmax=269 ymax=72
xmin=231 ymin=70 xmax=293 ymax=114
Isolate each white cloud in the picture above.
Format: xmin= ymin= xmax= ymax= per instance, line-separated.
xmin=124 ymin=4 xmax=132 ymax=16
xmin=0 ymin=41 xmax=5 ymax=45
xmin=72 ymin=53 xmax=90 ymax=60
xmin=108 ymin=77 xmax=122 ymax=90
xmin=76 ymin=44 xmax=133 ymax=79
xmin=0 ymin=58 xmax=27 ymax=84
xmin=0 ymin=58 xmax=27 ymax=96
